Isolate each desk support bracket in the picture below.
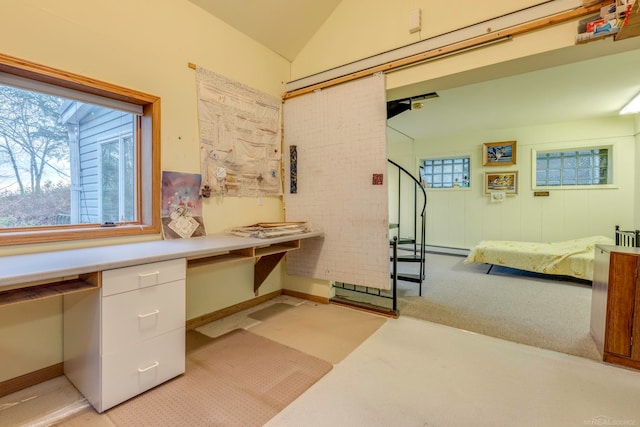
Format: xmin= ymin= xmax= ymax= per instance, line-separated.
xmin=254 ymin=252 xmax=286 ymax=294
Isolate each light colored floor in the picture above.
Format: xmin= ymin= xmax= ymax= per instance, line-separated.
xmin=267 ymin=315 xmax=640 ymax=427
xmin=3 ymin=295 xmax=640 ymax=426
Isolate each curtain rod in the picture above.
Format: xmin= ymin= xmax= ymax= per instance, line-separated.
xmin=282 ymin=1 xmax=609 ymax=100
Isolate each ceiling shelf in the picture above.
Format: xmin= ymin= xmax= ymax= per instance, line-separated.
xmin=616 ymin=0 xmax=640 ymax=40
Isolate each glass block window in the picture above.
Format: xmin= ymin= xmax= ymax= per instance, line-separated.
xmin=420 ymin=156 xmax=470 ymax=188
xmin=536 ymin=148 xmax=610 ymax=186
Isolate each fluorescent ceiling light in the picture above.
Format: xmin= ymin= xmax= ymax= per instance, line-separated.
xmin=620 ymin=91 xmax=640 ymax=115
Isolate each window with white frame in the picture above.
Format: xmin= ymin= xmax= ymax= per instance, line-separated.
xmin=534 ymin=147 xmax=611 ymax=187
xmin=420 ymin=156 xmax=470 ymax=188
xmin=99 ymin=134 xmax=135 ymax=223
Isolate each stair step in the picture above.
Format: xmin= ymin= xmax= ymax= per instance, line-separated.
xmin=398 ymin=245 xmax=422 ymax=253
xmin=393 ymin=255 xmax=423 ymax=262
xmin=390 ymin=253 xmax=423 ymax=261
xmin=391 ymin=238 xmax=415 ymax=245
xmin=390 ymin=273 xmax=423 ymax=283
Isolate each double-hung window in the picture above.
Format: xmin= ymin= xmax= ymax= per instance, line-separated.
xmin=0 ymin=53 xmax=160 ymax=245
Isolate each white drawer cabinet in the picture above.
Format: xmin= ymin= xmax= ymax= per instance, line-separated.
xmin=101 ymin=259 xmax=186 ymax=297
xmin=102 ymin=279 xmax=185 ymax=353
xmin=101 ymin=328 xmax=185 ymax=411
xmin=64 ymin=258 xmax=186 ymax=413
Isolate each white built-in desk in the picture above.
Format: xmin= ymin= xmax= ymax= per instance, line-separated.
xmin=0 ymin=231 xmax=322 ymax=412
xmin=0 ymin=231 xmax=323 ymax=304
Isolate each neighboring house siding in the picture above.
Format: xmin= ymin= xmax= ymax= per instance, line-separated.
xmin=77 ymin=108 xmax=134 ymax=223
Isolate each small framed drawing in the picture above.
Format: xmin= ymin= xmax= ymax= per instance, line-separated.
xmin=482 ymin=141 xmax=516 ymax=166
xmin=484 ymin=171 xmax=518 ymax=195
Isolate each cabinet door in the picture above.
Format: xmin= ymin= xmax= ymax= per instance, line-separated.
xmin=604 ymin=253 xmax=637 ymax=357
xmin=633 ymin=273 xmax=640 ymax=361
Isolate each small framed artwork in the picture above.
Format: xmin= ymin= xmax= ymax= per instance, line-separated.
xmin=482 ymin=141 xmax=516 ymax=166
xmin=484 ymin=171 xmax=518 ymax=195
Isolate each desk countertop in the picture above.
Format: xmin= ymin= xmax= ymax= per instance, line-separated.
xmin=596 ymin=244 xmax=640 ymax=255
xmin=0 ymin=231 xmax=323 ymax=288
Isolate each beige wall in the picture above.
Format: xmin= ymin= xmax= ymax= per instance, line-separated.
xmin=0 ymin=0 xmax=290 ymax=382
xmin=292 ymin=0 xmax=574 ymax=82
xmin=0 ymin=0 xmax=290 ymax=255
xmin=635 ymin=115 xmax=640 ymax=228
xmin=408 ymin=116 xmax=636 ymax=248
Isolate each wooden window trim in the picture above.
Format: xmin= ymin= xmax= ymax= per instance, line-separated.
xmin=0 ymin=53 xmax=161 ymax=246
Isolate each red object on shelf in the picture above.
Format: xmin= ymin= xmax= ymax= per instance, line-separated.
xmin=587 ymin=18 xmax=606 ymax=31
xmin=621 ymin=4 xmax=633 ymax=27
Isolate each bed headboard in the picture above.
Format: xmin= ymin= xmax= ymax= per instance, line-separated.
xmin=615 ymin=225 xmax=640 ymax=248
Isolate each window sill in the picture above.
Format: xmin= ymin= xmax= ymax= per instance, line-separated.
xmin=0 ymin=224 xmax=160 ymax=247
xmin=425 ymin=187 xmax=472 ymax=191
xmin=532 ymin=184 xmax=619 ymax=191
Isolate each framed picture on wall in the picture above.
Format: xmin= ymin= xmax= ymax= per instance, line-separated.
xmin=482 ymin=141 xmax=516 ymax=166
xmin=484 ymin=171 xmax=518 ymax=195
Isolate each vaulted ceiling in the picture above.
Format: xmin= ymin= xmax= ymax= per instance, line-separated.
xmin=188 ymin=0 xmax=341 ymax=61
xmin=189 ymin=1 xmax=640 ymax=141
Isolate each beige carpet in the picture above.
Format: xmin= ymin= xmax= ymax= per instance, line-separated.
xmin=194 ymin=297 xmax=387 ymax=365
xmin=13 ymin=297 xmax=384 ymax=426
xmin=333 ymin=252 xmax=600 ymax=360
xmin=57 ymin=329 xmax=332 ymax=426
xmin=248 ymin=302 xmax=296 ymax=321
xmin=195 ymin=295 xmax=303 ymax=339
xmin=247 ymin=302 xmax=387 ymax=364
xmin=396 ymin=253 xmax=601 ymax=360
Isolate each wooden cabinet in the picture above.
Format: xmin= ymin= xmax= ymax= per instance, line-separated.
xmin=591 ymin=245 xmax=640 ymax=370
xmin=63 ymin=258 xmax=186 ymax=412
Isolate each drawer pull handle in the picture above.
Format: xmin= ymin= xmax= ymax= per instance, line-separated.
xmin=138 ymin=361 xmax=159 ymax=373
xmin=139 ymin=271 xmax=160 ymax=278
xmin=138 ymin=309 xmax=160 ymax=319
xmin=138 ymin=271 xmax=160 ymax=288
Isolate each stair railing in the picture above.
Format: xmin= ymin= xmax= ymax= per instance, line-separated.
xmin=392 ymin=236 xmax=398 ymax=313
xmin=387 ymin=159 xmax=427 ymax=295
